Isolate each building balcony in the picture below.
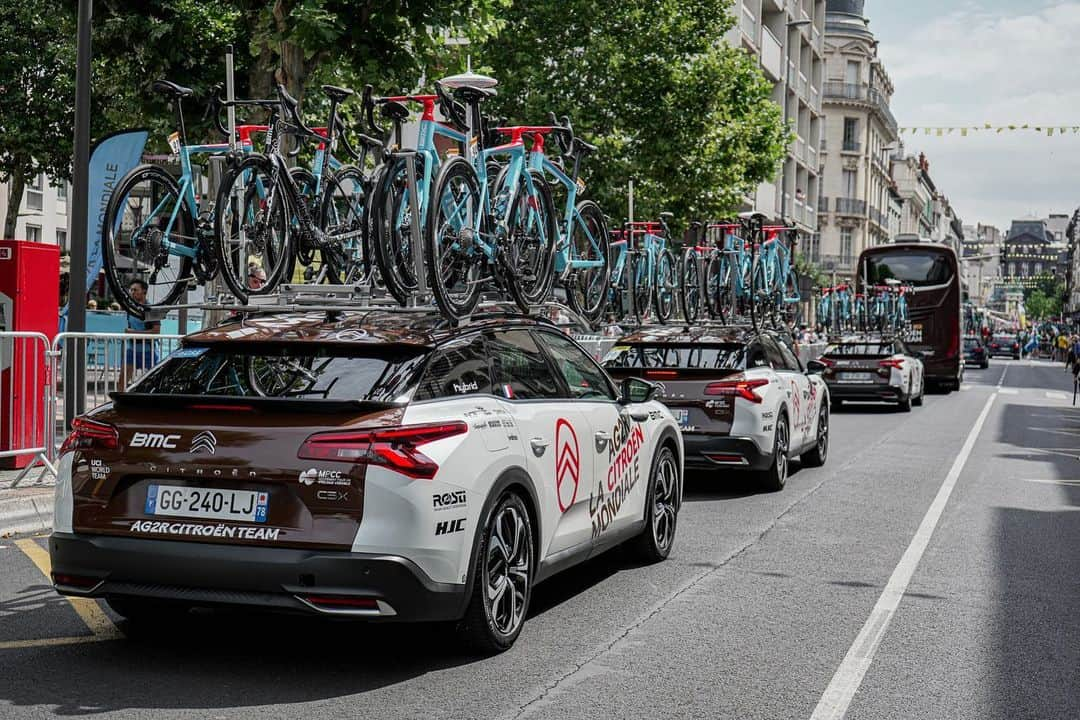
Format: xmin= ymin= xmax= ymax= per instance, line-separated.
xmin=818 ymin=195 xmax=830 ymax=213
xmin=869 ymin=206 xmax=887 ymax=229
xmin=835 ymin=197 xmax=867 ymax=216
xmin=823 ymin=81 xmax=899 ymax=137
xmin=740 ymin=5 xmax=758 ymax=48
xmin=841 ymin=140 xmax=861 ymax=153
xmin=817 ymin=254 xmax=856 ymax=273
xmin=760 ymin=26 xmax=783 ymax=82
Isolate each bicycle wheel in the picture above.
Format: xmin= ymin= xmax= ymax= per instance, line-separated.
xmin=563 ymin=200 xmax=611 ymax=325
xmin=318 ymin=165 xmax=368 ymax=284
xmin=425 ymin=156 xmax=484 ymax=321
xmin=680 ymin=249 xmax=700 ymax=324
xmin=781 ymin=267 xmax=800 ymax=326
xmin=705 ymin=251 xmax=723 ymax=320
xmin=631 ymin=252 xmax=651 ymax=325
xmin=372 ymin=157 xmax=424 ymax=305
xmin=102 ymin=164 xmax=195 ymax=314
xmin=215 ymin=155 xmax=292 ymax=300
xmin=502 ymin=168 xmax=557 ymax=308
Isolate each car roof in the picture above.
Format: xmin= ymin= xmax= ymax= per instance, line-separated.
xmin=184 ymin=309 xmax=558 ymax=349
xmin=614 ymin=323 xmax=757 ymax=345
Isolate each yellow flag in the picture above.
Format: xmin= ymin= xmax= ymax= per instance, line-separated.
xmin=961 ymin=128 xmax=969 ymax=137
xmin=1048 ymin=128 xmax=1055 ymax=137
xmin=935 ymin=128 xmax=943 ymax=136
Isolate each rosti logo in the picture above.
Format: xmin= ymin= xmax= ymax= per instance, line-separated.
xmin=555 ymin=418 xmax=580 ymax=513
xmin=131 ymin=432 xmax=181 ymax=449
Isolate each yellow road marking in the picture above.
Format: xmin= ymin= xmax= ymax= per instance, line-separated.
xmin=0 ymin=635 xmax=109 ymax=651
xmin=13 ymin=538 xmax=120 ymax=640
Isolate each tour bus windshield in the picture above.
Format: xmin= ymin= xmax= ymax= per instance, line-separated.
xmin=864 ymin=251 xmax=953 ymax=287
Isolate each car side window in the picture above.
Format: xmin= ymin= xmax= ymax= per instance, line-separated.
xmin=762 ymin=338 xmax=787 ymax=370
xmin=534 ymin=330 xmax=617 ymax=401
xmin=414 ymin=333 xmax=492 ymax=401
xmin=488 ymin=330 xmax=563 ymax=400
xmin=746 ymin=341 xmax=770 ymax=369
xmin=774 ymin=338 xmax=802 ymax=372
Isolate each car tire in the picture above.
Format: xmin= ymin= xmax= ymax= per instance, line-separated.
xmin=758 ymin=414 xmax=789 ymax=492
xmin=913 ymin=384 xmax=924 ymax=407
xmin=898 ymin=386 xmax=913 ymax=412
xmin=632 ymin=444 xmax=680 ymax=563
xmin=458 ymin=491 xmax=534 ymax=654
xmin=982 ymin=361 xmax=989 ymax=369
xmin=105 ymin=596 xmax=190 ymax=622
xmin=801 ymin=402 xmax=829 ymax=467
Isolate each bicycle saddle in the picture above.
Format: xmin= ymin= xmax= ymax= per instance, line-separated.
xmin=453 ymin=85 xmax=497 ymax=104
xmin=380 ymin=101 xmax=411 ymax=122
xmin=152 ymin=80 xmax=193 ymax=98
xmin=321 ymin=84 xmax=355 ymax=102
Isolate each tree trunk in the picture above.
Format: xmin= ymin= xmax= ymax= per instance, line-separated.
xmin=3 ymin=172 xmax=25 ymax=240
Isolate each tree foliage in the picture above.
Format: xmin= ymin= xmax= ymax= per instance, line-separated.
xmin=477 ymin=0 xmax=789 ymax=230
xmin=0 ymin=0 xmax=75 ymax=237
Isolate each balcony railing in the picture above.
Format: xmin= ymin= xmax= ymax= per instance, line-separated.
xmin=818 ymin=195 xmax=830 ymax=213
xmin=817 ymin=254 xmax=855 ymax=273
xmin=740 ymin=6 xmax=758 ymax=47
xmin=835 ymin=197 xmax=867 ymax=215
xmin=841 ymin=140 xmax=861 ymax=153
xmin=823 ymin=81 xmax=899 ymax=136
xmin=869 ymin=206 xmax=887 ymax=228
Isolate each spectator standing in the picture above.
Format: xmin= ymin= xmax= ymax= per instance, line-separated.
xmin=122 ymin=279 xmax=160 ymax=390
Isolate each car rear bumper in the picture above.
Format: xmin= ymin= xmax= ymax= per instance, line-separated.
xmin=48 ymin=532 xmax=468 ymax=622
xmin=826 ymin=382 xmax=904 ymax=403
xmin=682 ymin=434 xmax=772 ymax=472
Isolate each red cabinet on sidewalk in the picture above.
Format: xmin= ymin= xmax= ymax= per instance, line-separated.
xmin=0 ymin=240 xmax=59 ymax=468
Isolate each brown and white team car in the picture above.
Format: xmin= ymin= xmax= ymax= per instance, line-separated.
xmin=49 ymin=310 xmax=682 ymax=652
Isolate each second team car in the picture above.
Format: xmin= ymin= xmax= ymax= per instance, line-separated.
xmin=602 ymin=325 xmax=830 ymax=491
xmin=964 ymin=336 xmax=990 ymax=368
xmin=810 ymin=336 xmax=926 ymax=412
xmin=49 ymin=310 xmax=683 ymax=652
xmin=986 ymin=334 xmax=1021 ymax=360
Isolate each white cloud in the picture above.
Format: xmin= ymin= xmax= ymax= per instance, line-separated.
xmin=871 ymin=2 xmax=1080 ymax=229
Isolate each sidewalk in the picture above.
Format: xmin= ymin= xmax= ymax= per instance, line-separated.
xmin=0 ymin=466 xmax=55 ymax=537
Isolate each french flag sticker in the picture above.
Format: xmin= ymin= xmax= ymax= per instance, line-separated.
xmin=502 ymin=384 xmax=515 ymax=399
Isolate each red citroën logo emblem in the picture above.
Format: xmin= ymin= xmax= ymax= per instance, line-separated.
xmin=555 ymin=418 xmax=580 ymax=513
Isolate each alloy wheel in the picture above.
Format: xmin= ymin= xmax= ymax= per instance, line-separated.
xmin=652 ymin=451 xmax=679 ymax=553
xmin=485 ymin=504 xmax=531 ymax=636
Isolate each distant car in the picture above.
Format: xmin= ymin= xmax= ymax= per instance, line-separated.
xmin=602 ymin=325 xmax=830 ymax=492
xmin=810 ymin=337 xmax=925 ymax=412
xmin=964 ymin=337 xmax=990 ymax=368
xmin=987 ymin=335 xmax=1020 ymax=359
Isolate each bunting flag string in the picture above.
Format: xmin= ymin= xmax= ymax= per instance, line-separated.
xmin=898 ymin=125 xmax=1080 ymax=137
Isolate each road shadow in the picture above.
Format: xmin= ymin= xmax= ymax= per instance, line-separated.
xmin=991 ymin=402 xmax=1080 ymax=717
xmin=830 ymin=402 xmax=907 ymax=414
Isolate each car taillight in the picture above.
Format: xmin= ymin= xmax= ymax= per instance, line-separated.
xmin=991 ymin=343 xmax=998 ymax=349
xmin=644 ymin=370 xmax=678 ymax=379
xmin=59 ymin=417 xmax=119 ymax=455
xmin=879 ymin=359 xmax=904 ymax=370
xmin=298 ymin=421 xmax=468 ymax=479
xmin=704 ymin=376 xmax=769 ymax=403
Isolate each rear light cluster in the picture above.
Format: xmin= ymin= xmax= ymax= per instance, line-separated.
xmin=59 ymin=417 xmax=119 ymax=455
xmin=298 ymin=421 xmax=468 ymax=479
xmin=878 ymin=358 xmax=904 ymax=377
xmin=704 ymin=376 xmax=769 ymax=403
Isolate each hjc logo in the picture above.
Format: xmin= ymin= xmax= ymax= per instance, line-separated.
xmin=130 ymin=432 xmax=181 ymax=449
xmin=555 ymin=418 xmax=580 ymax=513
xmin=435 ymin=518 xmax=465 ymax=535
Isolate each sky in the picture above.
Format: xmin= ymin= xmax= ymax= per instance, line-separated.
xmin=866 ymin=0 xmax=1080 ymax=232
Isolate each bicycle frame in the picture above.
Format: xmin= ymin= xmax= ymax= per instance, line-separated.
xmin=526 ymin=133 xmax=605 ymax=275
xmin=756 ymin=227 xmax=800 ymax=304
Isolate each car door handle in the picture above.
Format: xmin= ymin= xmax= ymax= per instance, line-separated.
xmin=530 ymin=437 xmax=550 ymax=457
xmin=594 ymin=431 xmax=610 ymax=452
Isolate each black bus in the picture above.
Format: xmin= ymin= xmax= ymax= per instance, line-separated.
xmin=856 ymin=241 xmax=963 ymax=391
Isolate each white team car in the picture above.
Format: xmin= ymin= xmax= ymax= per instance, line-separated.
xmin=603 ymin=325 xmax=830 ymax=491
xmin=810 ymin=336 xmax=926 ymax=412
xmin=49 ymin=311 xmax=683 ymax=652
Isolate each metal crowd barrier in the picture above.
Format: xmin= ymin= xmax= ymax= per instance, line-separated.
xmin=49 ymin=332 xmax=184 ymax=461
xmin=0 ymin=331 xmax=54 ymax=487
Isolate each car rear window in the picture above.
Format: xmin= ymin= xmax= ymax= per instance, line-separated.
xmin=603 ymin=344 xmax=746 ymax=370
xmin=825 ymin=343 xmax=894 ymax=357
xmin=963 ymin=338 xmax=981 ymax=348
xmin=131 ymin=344 xmax=428 ymax=402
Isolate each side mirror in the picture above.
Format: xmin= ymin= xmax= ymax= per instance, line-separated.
xmin=912 ymin=351 xmax=925 ymax=359
xmin=619 ymin=377 xmax=659 ymax=405
xmin=806 ymin=360 xmax=827 ymax=375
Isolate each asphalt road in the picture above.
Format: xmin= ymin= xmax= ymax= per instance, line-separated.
xmin=0 ymin=358 xmax=1077 ymax=719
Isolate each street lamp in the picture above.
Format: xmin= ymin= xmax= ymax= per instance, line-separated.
xmin=780 ymin=18 xmax=813 ymax=228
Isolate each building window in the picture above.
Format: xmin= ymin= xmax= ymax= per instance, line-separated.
xmin=55 ymin=180 xmax=67 ymax=201
xmin=1034 ymin=262 xmax=1043 ymax=275
xmin=842 ymin=118 xmax=859 ymax=152
xmin=56 ymin=229 xmax=67 ymax=250
xmin=25 ymin=173 xmax=44 ymax=212
xmin=25 ymin=225 xmax=41 ymax=243
xmin=840 ymin=228 xmax=853 ymax=262
xmin=842 ymin=169 xmax=857 ymax=197
xmin=845 ymin=60 xmax=860 ymax=86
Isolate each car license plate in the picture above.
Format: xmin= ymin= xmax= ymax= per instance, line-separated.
xmin=673 ymin=408 xmax=691 ymax=428
xmin=837 ymin=372 xmax=874 ymax=383
xmin=145 ymin=484 xmax=268 ymax=523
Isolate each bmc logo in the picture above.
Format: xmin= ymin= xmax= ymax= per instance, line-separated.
xmin=435 ymin=518 xmax=466 ymax=536
xmin=130 ymin=432 xmax=181 ymax=449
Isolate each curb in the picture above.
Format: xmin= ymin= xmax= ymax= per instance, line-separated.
xmin=0 ymin=490 xmax=54 ymax=538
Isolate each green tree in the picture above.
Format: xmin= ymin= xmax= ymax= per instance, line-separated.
xmin=477 ymin=0 xmax=789 ymax=230
xmin=0 ymin=0 xmax=75 ymax=238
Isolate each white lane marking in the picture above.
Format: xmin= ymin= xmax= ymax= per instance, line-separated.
xmin=1046 ymin=391 xmax=1069 ymax=400
xmin=1023 ymin=478 xmax=1080 ymax=486
xmin=997 ymin=365 xmax=1008 ymax=388
xmin=809 ymin=392 xmax=997 ymax=720
xmin=960 ymin=384 xmax=972 ymax=391
xmin=998 ymin=388 xmax=1018 ymax=395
